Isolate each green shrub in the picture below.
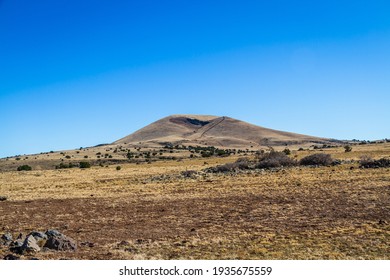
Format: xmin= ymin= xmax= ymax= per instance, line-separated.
xmin=17 ymin=165 xmax=32 ymax=171
xmin=55 ymin=162 xmax=76 ymax=169
xmin=116 ymin=166 xmax=121 ymax=171
xmin=79 ymin=162 xmax=91 ymax=169
xmin=344 ymin=145 xmax=352 ymax=152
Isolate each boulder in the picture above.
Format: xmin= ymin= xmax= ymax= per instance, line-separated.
xmin=9 ymin=237 xmax=24 ymax=254
xmin=1 ymin=233 xmax=13 ymax=246
xmin=21 ymin=235 xmax=41 ymax=253
xmin=44 ymin=230 xmax=77 ymax=251
xmin=45 ymin=229 xmax=63 ymax=237
xmin=29 ymin=231 xmax=48 ymax=247
xmin=10 ymin=240 xmax=24 ymax=248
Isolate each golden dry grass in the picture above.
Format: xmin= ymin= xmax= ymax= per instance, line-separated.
xmin=0 ymin=143 xmax=389 ymax=260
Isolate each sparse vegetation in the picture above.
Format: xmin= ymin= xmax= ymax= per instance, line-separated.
xmin=360 ymin=156 xmax=390 ymax=168
xmin=1 ymin=142 xmax=390 ymax=260
xmin=207 ymin=151 xmax=296 ymax=173
xmin=299 ymin=153 xmax=333 ymax=166
xmin=55 ymin=162 xmax=77 ymax=169
xmin=17 ymin=165 xmax=32 ymax=171
xmin=256 ymin=151 xmax=296 ymax=169
xmin=79 ymin=162 xmax=91 ymax=169
xmin=126 ymin=152 xmax=134 ymax=159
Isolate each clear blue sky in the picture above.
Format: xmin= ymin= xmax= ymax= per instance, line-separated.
xmin=1 ymin=0 xmax=390 ymax=158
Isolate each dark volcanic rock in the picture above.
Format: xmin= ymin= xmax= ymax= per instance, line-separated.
xmin=3 ymin=254 xmax=20 ymax=260
xmin=44 ymin=230 xmax=77 ymax=251
xmin=9 ymin=234 xmax=25 ymax=254
xmin=1 ymin=233 xmax=13 ymax=246
xmin=80 ymin=241 xmax=95 ymax=248
xmin=45 ymin=229 xmax=63 ymax=238
xmin=9 ymin=245 xmax=23 ymax=254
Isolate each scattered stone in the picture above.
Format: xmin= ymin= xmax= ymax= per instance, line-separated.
xmin=21 ymin=235 xmax=41 ymax=253
xmin=1 ymin=233 xmax=13 ymax=246
xmin=3 ymin=254 xmax=20 ymax=260
xmin=7 ymin=233 xmax=24 ymax=254
xmin=9 ymin=243 xmax=23 ymax=254
xmin=135 ymin=239 xmax=147 ymax=244
xmin=181 ymin=170 xmax=198 ymax=178
xmin=124 ymin=247 xmax=134 ymax=252
xmin=117 ymin=240 xmax=130 ymax=247
xmin=44 ymin=230 xmax=77 ymax=251
xmin=29 ymin=231 xmax=48 ymax=247
xmin=80 ymin=241 xmax=95 ymax=248
xmin=45 ymin=229 xmax=63 ymax=238
xmin=10 ymin=240 xmax=24 ymax=248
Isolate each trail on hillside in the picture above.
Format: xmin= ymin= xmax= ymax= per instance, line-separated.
xmin=199 ymin=116 xmax=225 ymax=139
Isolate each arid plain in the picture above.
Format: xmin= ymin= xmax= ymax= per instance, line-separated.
xmin=1 ymin=142 xmax=389 ymax=260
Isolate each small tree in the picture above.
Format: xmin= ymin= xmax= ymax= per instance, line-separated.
xmin=344 ymin=145 xmax=352 ymax=152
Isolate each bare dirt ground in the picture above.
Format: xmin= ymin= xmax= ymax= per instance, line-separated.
xmin=0 ymin=144 xmax=389 ymax=259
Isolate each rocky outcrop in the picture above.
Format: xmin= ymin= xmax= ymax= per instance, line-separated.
xmin=2 ymin=229 xmax=77 ymax=259
xmin=44 ymin=229 xmax=77 ymax=251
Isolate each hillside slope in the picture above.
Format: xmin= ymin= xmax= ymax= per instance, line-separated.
xmin=114 ymin=114 xmax=330 ymax=148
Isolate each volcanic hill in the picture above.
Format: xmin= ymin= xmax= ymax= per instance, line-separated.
xmin=114 ymin=115 xmax=332 ymax=149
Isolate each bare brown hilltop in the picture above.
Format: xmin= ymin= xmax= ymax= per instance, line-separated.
xmin=114 ymin=114 xmax=333 ymax=149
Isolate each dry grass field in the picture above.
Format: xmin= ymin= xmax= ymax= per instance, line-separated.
xmin=0 ymin=143 xmax=389 ymax=259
